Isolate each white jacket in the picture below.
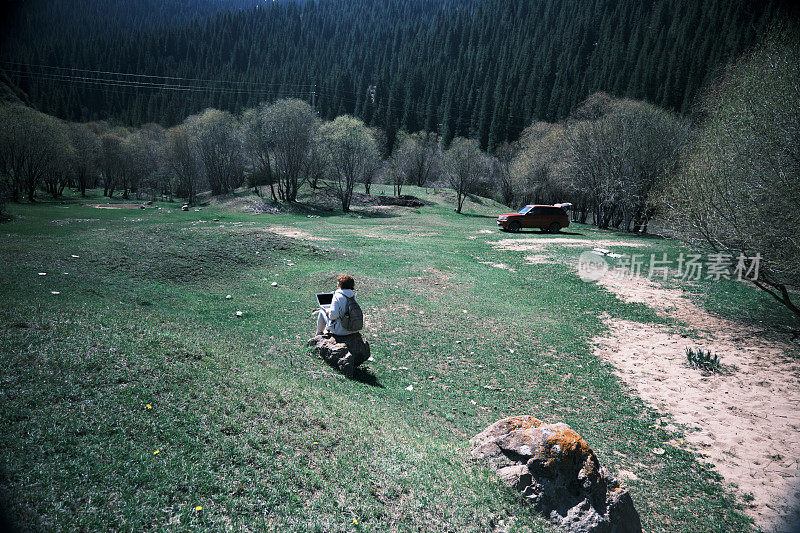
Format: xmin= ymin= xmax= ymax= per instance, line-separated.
xmin=326 ymin=288 xmax=357 ymax=336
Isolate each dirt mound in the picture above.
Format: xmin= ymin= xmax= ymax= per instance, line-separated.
xmin=375 ymin=195 xmax=425 ymax=207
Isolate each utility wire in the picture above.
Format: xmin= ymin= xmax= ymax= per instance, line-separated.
xmin=0 ymin=60 xmax=314 ymax=89
xmin=3 ymin=61 xmax=534 ymax=129
xmin=3 ymin=68 xmax=314 ymax=97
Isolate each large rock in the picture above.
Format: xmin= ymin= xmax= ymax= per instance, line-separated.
xmin=471 ymin=416 xmax=642 ymax=533
xmin=307 ymin=333 xmax=371 ymax=377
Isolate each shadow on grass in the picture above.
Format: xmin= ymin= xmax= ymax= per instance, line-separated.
xmin=458 ymin=212 xmax=497 ymax=219
xmin=350 ymin=367 xmax=384 ymax=388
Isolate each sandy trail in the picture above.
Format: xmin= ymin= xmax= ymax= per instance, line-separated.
xmin=492 ymin=237 xmax=648 ymax=253
xmin=263 ymin=225 xmax=329 ymax=241
xmin=85 ymin=203 xmax=143 ymax=209
xmin=592 ymin=274 xmax=800 ymax=532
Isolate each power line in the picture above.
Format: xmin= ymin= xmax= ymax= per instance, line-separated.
xmin=2 ymin=61 xmax=535 ymax=130
xmin=0 ymin=60 xmax=314 ymax=89
xmin=2 ymin=68 xmax=314 ymax=97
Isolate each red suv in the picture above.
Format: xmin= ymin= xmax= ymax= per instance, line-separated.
xmin=497 ymin=204 xmax=570 ymax=233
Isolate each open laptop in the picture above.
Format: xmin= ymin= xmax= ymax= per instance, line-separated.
xmin=315 ymin=292 xmax=334 ymax=311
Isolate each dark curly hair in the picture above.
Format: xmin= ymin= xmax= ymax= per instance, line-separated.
xmin=337 ymin=274 xmax=355 ymax=290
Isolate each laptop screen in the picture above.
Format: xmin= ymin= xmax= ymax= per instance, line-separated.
xmin=316 ymin=293 xmax=334 ymax=306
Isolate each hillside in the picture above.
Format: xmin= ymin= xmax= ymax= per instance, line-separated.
xmin=3 ymin=187 xmax=799 ymax=530
xmin=0 ymin=0 xmax=787 ymax=148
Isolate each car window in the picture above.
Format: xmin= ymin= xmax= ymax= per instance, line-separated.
xmin=517 ymin=206 xmax=533 ymax=215
xmin=531 ymin=207 xmax=544 ymax=215
xmin=546 ymin=207 xmax=563 ymax=215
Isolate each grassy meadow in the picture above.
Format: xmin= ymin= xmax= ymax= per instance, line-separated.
xmin=1 ymin=186 xmax=790 ymax=531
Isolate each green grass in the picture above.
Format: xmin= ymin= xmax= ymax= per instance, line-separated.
xmin=2 ymin=186 xmax=788 ymax=531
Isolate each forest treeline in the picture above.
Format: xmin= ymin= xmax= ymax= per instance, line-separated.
xmin=0 ymin=0 xmax=788 ymax=151
xmin=3 ymin=23 xmax=797 ymax=317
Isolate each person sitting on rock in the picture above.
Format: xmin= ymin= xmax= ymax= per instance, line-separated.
xmin=316 ymin=274 xmax=360 ymax=336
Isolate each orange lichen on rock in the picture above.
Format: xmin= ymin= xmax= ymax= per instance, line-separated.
xmin=543 ymin=428 xmax=595 ymax=463
xmin=471 ymin=417 xmax=642 ymax=532
xmin=504 ymin=416 xmax=543 ymax=431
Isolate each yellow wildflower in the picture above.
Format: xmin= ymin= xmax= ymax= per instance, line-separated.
xmin=153 ymin=450 xmax=160 ymax=455
xmin=195 ymin=506 xmax=202 ymax=511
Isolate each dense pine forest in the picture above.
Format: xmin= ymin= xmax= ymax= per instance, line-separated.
xmin=0 ymin=0 xmax=790 ymax=150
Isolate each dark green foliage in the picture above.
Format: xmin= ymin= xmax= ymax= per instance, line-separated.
xmin=0 ymin=0 xmax=785 ymax=147
xmin=685 ymin=347 xmax=723 ymax=373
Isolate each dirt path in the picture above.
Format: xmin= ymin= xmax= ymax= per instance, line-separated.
xmin=263 ymin=225 xmax=329 ymax=241
xmin=592 ymin=274 xmax=800 ymax=532
xmin=85 ymin=203 xmax=143 ymax=209
xmin=492 ymin=237 xmax=649 ymax=253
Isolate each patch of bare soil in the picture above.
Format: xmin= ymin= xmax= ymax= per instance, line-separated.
xmin=85 ymin=203 xmax=143 ymax=209
xmin=592 ymin=274 xmax=800 ymax=532
xmin=478 ymin=261 xmax=516 ymax=272
xmin=406 ymin=232 xmax=440 ymax=237
xmin=492 ymin=237 xmax=649 ymax=253
xmin=263 ymin=226 xmax=329 ymax=242
xmin=524 ymin=255 xmax=555 ymax=265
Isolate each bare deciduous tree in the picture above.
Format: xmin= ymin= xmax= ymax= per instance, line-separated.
xmin=444 ymin=137 xmax=490 ymax=214
xmin=0 ymin=103 xmax=73 ymax=202
xmin=391 ymin=131 xmax=442 ymax=195
xmin=185 ymin=109 xmax=244 ymax=196
xmin=242 ymin=99 xmax=318 ymax=202
xmin=661 ymin=26 xmax=800 ymax=320
xmin=67 ymin=123 xmax=101 ymax=197
xmin=166 ymin=125 xmax=203 ymax=206
xmin=317 ymin=115 xmax=380 ymax=212
xmin=99 ymin=132 xmax=128 ymax=198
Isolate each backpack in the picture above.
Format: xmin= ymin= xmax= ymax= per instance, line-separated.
xmin=340 ymin=294 xmax=364 ymax=331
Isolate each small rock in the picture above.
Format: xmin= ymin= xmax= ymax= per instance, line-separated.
xmin=651 ymin=448 xmax=665 ymax=455
xmin=71 ymin=255 xmax=79 ymax=258
xmin=271 ymin=282 xmax=278 ymax=287
xmin=236 ymin=311 xmax=243 ymax=317
xmin=405 ymin=385 xmax=413 ymax=391
xmin=226 ymin=295 xmax=232 ymax=299
xmin=213 ymin=218 xmax=220 ymax=222
xmin=51 ymin=291 xmax=60 ymax=295
xmin=38 ymin=272 xmax=46 ymax=276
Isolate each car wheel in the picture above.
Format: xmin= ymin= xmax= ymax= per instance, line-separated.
xmin=508 ymin=221 xmax=521 ymax=233
xmin=548 ymin=222 xmax=561 ymax=233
